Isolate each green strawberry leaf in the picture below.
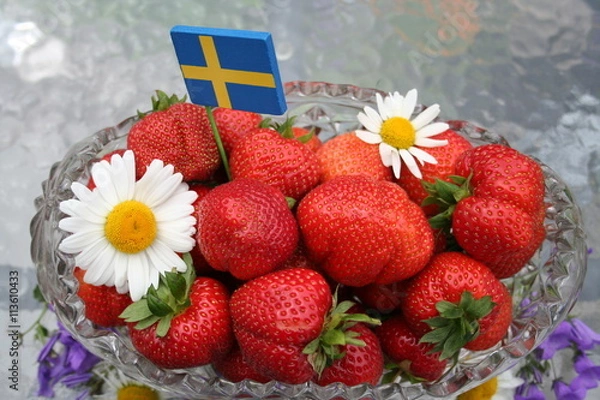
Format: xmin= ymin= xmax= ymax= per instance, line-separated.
xmin=421 ymin=291 xmax=495 ymax=361
xmin=163 ymin=270 xmax=187 ymax=304
xmin=295 ymin=128 xmax=316 ymax=144
xmin=134 ymin=315 xmax=161 ymax=330
xmin=119 ymin=299 xmax=153 ymax=322
xmin=155 ymin=313 xmax=174 ymax=338
xmin=321 ymin=329 xmax=347 ymax=346
xmin=147 ymin=286 xmax=174 ymax=317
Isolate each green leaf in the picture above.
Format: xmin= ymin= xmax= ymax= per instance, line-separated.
xmin=285 ymin=197 xmax=297 ymax=209
xmin=436 ymin=301 xmax=464 ymax=319
xmin=147 ymin=287 xmax=174 ymax=317
xmin=119 ymin=299 xmax=153 ymax=322
xmin=155 ymin=314 xmax=174 ymax=337
xmin=295 ymin=128 xmax=315 ymax=144
xmin=302 ymin=338 xmax=321 ymax=355
xmin=321 ymin=329 xmax=347 ymax=346
xmin=164 ymin=271 xmax=187 ymax=303
xmin=134 ymin=315 xmax=161 ymax=330
xmin=33 ymin=285 xmax=47 ymax=304
xmin=424 ymin=316 xmax=452 ymax=329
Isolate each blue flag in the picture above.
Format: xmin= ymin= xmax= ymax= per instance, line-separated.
xmin=170 ymin=25 xmax=287 ymax=115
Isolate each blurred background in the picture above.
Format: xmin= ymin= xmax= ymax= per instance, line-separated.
xmin=1 ymin=0 xmax=598 ymax=398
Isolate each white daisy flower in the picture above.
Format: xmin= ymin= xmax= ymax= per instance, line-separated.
xmin=355 ymin=89 xmax=450 ymax=179
xmin=92 ymin=362 xmax=163 ymax=399
xmin=454 ymin=368 xmax=524 ymax=400
xmin=58 ymin=150 xmax=198 ymax=302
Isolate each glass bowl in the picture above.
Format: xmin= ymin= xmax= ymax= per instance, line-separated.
xmin=30 ymin=81 xmax=588 ymax=399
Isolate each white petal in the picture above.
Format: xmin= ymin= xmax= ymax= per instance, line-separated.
xmin=71 ymin=182 xmax=94 ymax=203
xmin=59 ymin=230 xmax=104 ymax=254
xmin=412 ymin=104 xmax=441 ymax=130
xmin=81 ymin=244 xmax=117 ymax=286
xmin=400 ymin=89 xmax=418 ymax=119
xmin=156 ymin=228 xmax=196 ymax=252
xmin=59 ymin=199 xmax=107 ymax=224
xmin=147 ymin=241 xmax=187 ymax=273
xmin=127 ymin=253 xmax=151 ymax=301
xmin=144 ymin=174 xmax=184 ymax=208
xmin=375 ymin=93 xmax=390 ymax=120
xmin=357 ymin=109 xmax=382 ymax=133
xmin=74 ymin=237 xmax=110 ymax=267
xmin=391 ymin=151 xmax=402 ymax=179
xmin=59 ymin=217 xmax=103 ymax=234
xmin=153 ymin=203 xmax=196 ymax=222
xmin=416 ymin=122 xmax=449 ymax=138
xmin=408 ymin=147 xmax=438 ymax=165
xmin=355 ymin=130 xmax=383 ymax=145
xmin=113 ymin=251 xmax=129 ymax=289
xmin=414 ymin=137 xmax=449 ymax=148
xmin=378 ymin=143 xmax=396 ymax=167
xmin=387 ymin=92 xmax=404 ymax=116
xmin=399 ymin=148 xmax=422 ymax=179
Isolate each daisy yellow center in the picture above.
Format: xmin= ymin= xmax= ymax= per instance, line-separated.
xmin=105 ymin=200 xmax=157 ymax=254
xmin=457 ymin=377 xmax=498 ymax=400
xmin=117 ymin=384 xmax=160 ymax=400
xmin=380 ymin=117 xmax=415 ymax=149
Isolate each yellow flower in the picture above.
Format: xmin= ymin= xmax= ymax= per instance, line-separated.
xmin=457 ymin=368 xmax=524 ymax=400
xmin=93 ymin=363 xmax=162 ymax=400
xmin=58 ymin=150 xmax=198 ymax=301
xmin=356 ymin=89 xmax=449 ymax=179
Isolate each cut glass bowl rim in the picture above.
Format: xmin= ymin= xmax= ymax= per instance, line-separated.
xmin=30 ymin=81 xmax=588 ymax=399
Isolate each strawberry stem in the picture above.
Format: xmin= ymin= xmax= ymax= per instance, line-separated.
xmin=205 ymin=106 xmax=231 ymax=181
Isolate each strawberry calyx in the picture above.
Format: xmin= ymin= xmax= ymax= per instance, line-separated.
xmin=302 ymin=292 xmax=381 ymax=377
xmin=420 ymin=291 xmax=495 ymax=362
xmin=422 ymin=174 xmax=472 ymax=231
xmin=382 ymin=360 xmax=427 ymax=384
xmin=261 ymin=116 xmax=316 ymax=144
xmin=137 ymin=90 xmax=187 ymax=118
xmin=119 ymin=253 xmax=195 ymax=337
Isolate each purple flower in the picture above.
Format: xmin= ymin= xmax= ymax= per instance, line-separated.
xmin=552 ymin=379 xmax=588 ymax=400
xmin=571 ymin=353 xmax=600 ymax=390
xmin=36 ymin=322 xmax=100 ymax=397
xmin=570 ymin=318 xmax=600 ymax=350
xmin=515 ymin=382 xmax=546 ymax=400
xmin=537 ymin=320 xmax=573 ymax=359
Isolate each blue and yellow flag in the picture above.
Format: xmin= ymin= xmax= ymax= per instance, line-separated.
xmin=170 ymin=25 xmax=287 ymax=115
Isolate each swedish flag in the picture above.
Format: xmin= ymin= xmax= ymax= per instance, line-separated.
xmin=170 ymin=25 xmax=287 ymax=115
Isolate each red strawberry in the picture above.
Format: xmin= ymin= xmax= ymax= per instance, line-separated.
xmin=401 ymin=252 xmax=512 ymax=359
xmin=188 ymin=183 xmax=213 ymax=275
xmin=74 ymin=267 xmax=132 ymax=327
xmin=397 ymin=129 xmax=473 ymax=216
xmin=230 ymin=268 xmax=332 ymax=383
xmin=123 ymin=261 xmax=233 ymax=369
xmin=212 ymin=345 xmax=271 ymax=383
xmin=375 ymin=315 xmax=447 ymax=382
xmin=315 ymin=323 xmax=384 ymax=386
xmin=212 ymin=108 xmax=263 ymax=155
xmin=425 ymin=144 xmax=546 ymax=277
xmin=196 ymin=178 xmax=299 ymax=281
xmin=127 ymin=91 xmax=220 ymax=181
xmin=229 ymin=126 xmax=321 ymax=201
xmin=229 ymin=268 xmax=381 ymax=384
xmin=352 ymin=281 xmax=406 ymax=315
xmin=297 ymin=175 xmax=434 ymax=287
xmin=317 ymin=132 xmax=393 ymax=182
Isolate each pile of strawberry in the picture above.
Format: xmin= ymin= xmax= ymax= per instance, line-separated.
xmin=75 ymin=91 xmax=546 ymax=386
